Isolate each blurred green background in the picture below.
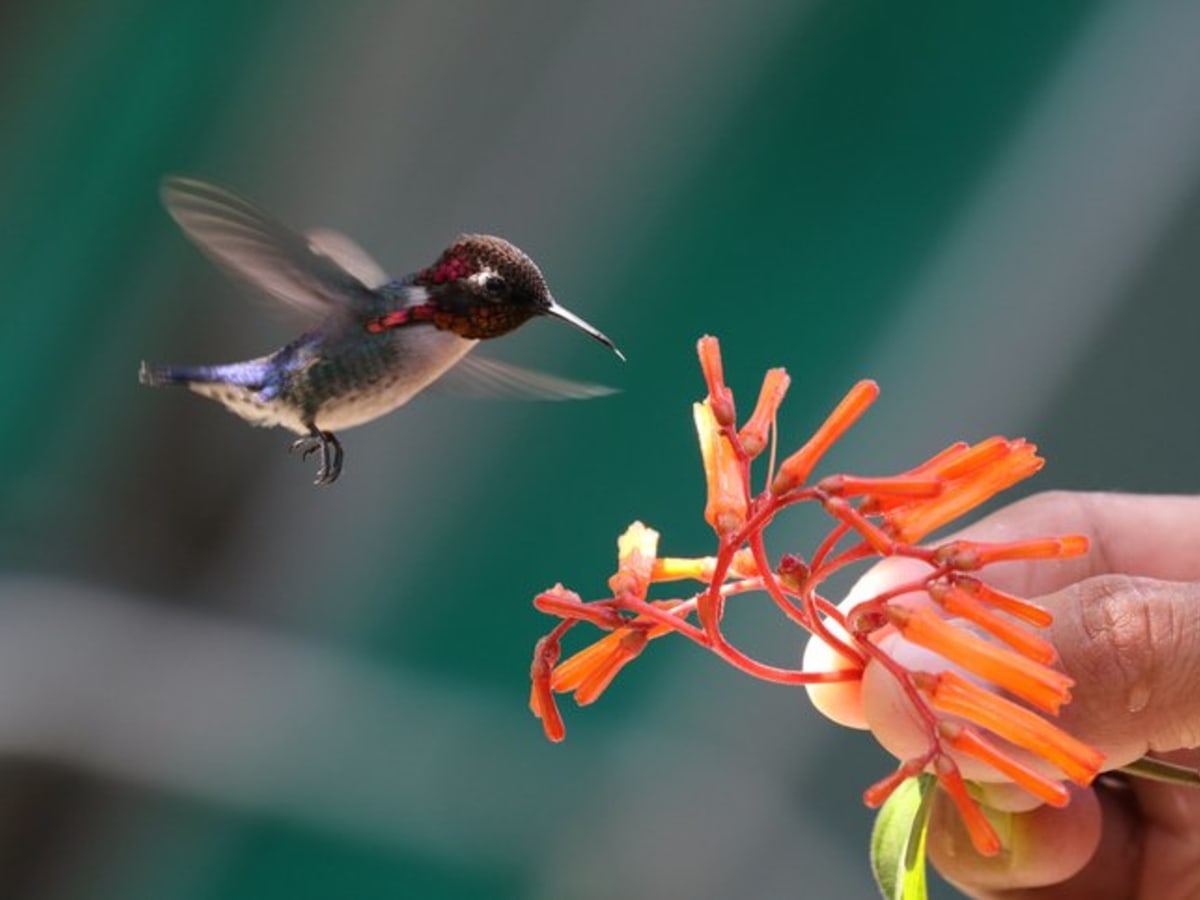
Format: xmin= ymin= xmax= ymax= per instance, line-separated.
xmin=3 ymin=2 xmax=1200 ymax=897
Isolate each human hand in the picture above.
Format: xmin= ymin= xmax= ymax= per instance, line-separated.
xmin=811 ymin=491 xmax=1200 ymax=899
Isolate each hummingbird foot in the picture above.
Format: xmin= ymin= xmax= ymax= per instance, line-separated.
xmin=290 ymin=429 xmax=344 ymax=486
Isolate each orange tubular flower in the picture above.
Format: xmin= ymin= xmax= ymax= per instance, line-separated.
xmin=651 ymin=556 xmax=717 ymax=583
xmin=550 ymin=617 xmax=683 ymax=707
xmin=862 ymin=758 xmax=926 ymax=809
xmin=551 ymin=629 xmax=639 ymax=699
xmin=937 ymin=436 xmax=1015 ymax=480
xmin=818 ymin=473 xmax=943 ymax=502
xmin=650 ymin=549 xmax=757 ymax=583
xmin=935 ymin=755 xmax=1001 ymax=857
xmin=888 ymin=605 xmax=1073 ymax=714
xmin=609 ymin=521 xmax=659 ymax=600
xmin=927 ymin=581 xmax=1057 ymax=665
xmin=697 ymin=335 xmax=735 ymax=427
xmin=951 ymin=575 xmax=1053 ymax=628
xmin=738 ymin=367 xmax=790 ymax=458
xmin=933 ymin=536 xmax=1089 ymax=569
xmin=884 ymin=439 xmax=1044 ymax=543
xmin=569 ymin=630 xmax=649 ymax=706
xmin=529 ymin=636 xmax=565 ymax=742
xmin=694 ymin=401 xmax=747 ymax=536
xmin=526 ymin=334 xmax=1105 ymax=863
xmin=771 ymin=379 xmax=879 ymax=496
xmin=938 ymin=720 xmax=1070 ymax=808
xmin=923 ymin=670 xmax=1105 ymax=786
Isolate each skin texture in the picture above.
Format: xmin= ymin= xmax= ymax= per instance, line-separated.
xmin=817 ymin=492 xmax=1200 ymax=899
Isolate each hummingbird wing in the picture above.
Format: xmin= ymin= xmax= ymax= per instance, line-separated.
xmin=161 ymin=176 xmax=381 ymax=317
xmin=433 ymin=354 xmax=618 ymax=400
xmin=305 ymin=228 xmax=390 ymax=289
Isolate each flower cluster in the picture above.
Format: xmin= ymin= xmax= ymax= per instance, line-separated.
xmin=528 ymin=336 xmax=1104 ymax=856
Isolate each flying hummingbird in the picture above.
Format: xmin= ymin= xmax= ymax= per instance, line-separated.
xmin=139 ymin=177 xmax=623 ymax=485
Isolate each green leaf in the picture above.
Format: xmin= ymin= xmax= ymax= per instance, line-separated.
xmin=870 ymin=774 xmax=935 ymax=900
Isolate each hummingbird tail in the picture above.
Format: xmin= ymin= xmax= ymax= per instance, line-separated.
xmin=138 ymin=358 xmax=294 ymax=430
xmin=139 ymin=359 xmax=277 ymax=389
xmin=138 ymin=361 xmax=224 ymax=387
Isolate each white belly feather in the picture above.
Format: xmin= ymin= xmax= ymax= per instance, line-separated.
xmin=312 ymin=328 xmax=477 ymax=432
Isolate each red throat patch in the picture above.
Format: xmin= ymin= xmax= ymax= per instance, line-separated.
xmin=419 ymin=252 xmax=473 ymax=286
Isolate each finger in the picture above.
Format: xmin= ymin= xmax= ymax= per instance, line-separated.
xmin=1129 ymin=769 xmax=1200 ymax=898
xmin=928 ymin=783 xmax=1137 ymax=900
xmin=931 ymin=772 xmax=1200 ymax=899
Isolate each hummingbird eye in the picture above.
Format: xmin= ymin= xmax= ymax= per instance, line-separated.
xmin=483 ymin=274 xmax=508 ymax=298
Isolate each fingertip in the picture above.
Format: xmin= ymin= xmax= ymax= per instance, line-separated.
xmin=802 ymin=631 xmax=867 ymax=729
xmin=928 ymin=784 xmax=1103 ymax=892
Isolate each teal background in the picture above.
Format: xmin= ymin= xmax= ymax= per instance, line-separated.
xmin=2 ymin=2 xmax=1200 ymax=897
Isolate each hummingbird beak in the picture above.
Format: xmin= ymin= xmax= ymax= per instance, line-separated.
xmin=544 ymin=298 xmax=626 ymax=362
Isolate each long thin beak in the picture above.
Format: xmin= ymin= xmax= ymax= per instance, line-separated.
xmin=544 ymin=298 xmax=626 ymax=362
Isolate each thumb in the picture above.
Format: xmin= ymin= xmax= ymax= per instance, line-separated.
xmin=1046 ymin=573 xmax=1200 ymax=768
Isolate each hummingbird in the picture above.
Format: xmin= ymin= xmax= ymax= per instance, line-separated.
xmin=140 ymin=177 xmax=623 ymax=485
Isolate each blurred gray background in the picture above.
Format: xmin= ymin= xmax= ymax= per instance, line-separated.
xmin=2 ymin=2 xmax=1200 ymax=898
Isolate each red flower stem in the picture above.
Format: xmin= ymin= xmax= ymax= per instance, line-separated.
xmin=698 ymin=492 xmax=797 ymax=637
xmin=891 ymin=543 xmax=940 ymax=564
xmin=718 ymin=579 xmax=771 ymax=600
xmin=863 ymin=753 xmax=935 ymax=808
xmin=793 ymin=540 xmax=879 ymax=630
xmin=809 ymin=541 xmax=876 ymax=585
xmin=845 ymin=574 xmax=942 ymax=618
xmin=534 ymin=593 xmax=625 ymax=630
xmin=811 ymin=594 xmax=847 ymax=624
xmin=612 ymin=595 xmax=709 ymax=644
xmin=744 ymin=531 xmax=812 ymax=629
xmin=822 ymin=495 xmax=898 ymax=555
xmin=854 ymin=633 xmax=941 ymax=734
xmin=703 ymin=487 xmax=823 ymax=639
xmin=774 ymin=586 xmax=864 ymax=651
xmin=654 ymin=575 xmax=864 ymax=687
xmin=698 ymin=536 xmax=737 ymax=638
xmin=625 ymin=590 xmax=860 ymax=685
xmin=742 ymin=491 xmax=793 ymax=534
xmin=819 ymin=494 xmax=941 ymax=569
xmin=711 ymin=634 xmax=862 ymax=685
xmin=614 ymin=578 xmax=773 ymax=634
xmin=610 ymin=578 xmax=777 ymax=651
xmin=546 ymin=618 xmax=577 ymax=645
xmin=809 ymin=520 xmax=852 ymax=572
xmin=748 ymin=530 xmax=862 ymax=665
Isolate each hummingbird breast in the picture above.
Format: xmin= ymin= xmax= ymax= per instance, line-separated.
xmin=299 ymin=324 xmax=478 ymax=433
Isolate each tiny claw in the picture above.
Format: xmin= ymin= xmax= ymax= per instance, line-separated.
xmin=290 ymin=430 xmax=343 ymax=485
xmin=289 ymin=436 xmax=318 ymax=458
xmin=289 ymin=438 xmax=317 ymax=462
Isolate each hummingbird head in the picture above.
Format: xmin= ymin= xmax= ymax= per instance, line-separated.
xmin=416 ymin=235 xmax=624 ymax=360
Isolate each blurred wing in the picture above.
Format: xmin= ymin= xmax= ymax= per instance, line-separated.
xmin=434 ymin=354 xmax=618 ymax=400
xmin=162 ymin=176 xmax=378 ymax=317
xmin=306 ymin=227 xmax=390 ymax=289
